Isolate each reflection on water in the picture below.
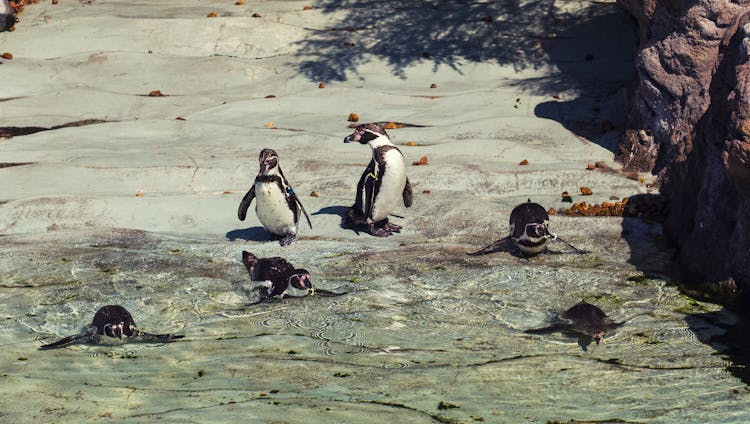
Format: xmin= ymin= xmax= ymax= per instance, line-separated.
xmin=1 ymin=228 xmax=749 ymax=422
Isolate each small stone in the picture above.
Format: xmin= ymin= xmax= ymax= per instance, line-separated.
xmin=252 ymin=12 xmax=262 ymax=18
xmin=148 ymin=90 xmax=165 ymax=97
xmin=1 ymin=52 xmax=13 ymax=60
xmin=580 ymin=186 xmax=593 ymax=195
xmin=406 ymin=141 xmax=418 ymax=146
xmin=264 ymin=122 xmax=275 ymax=128
xmin=422 ymin=189 xmax=431 ymax=194
xmin=303 ymin=5 xmax=313 ymax=10
xmin=310 ymin=191 xmax=319 ymax=197
xmin=586 ymin=163 xmax=595 ymax=170
xmin=430 ymin=83 xmax=437 ymax=88
xmin=207 ymin=12 xmax=217 ymax=18
xmin=347 ymin=113 xmax=359 ymax=122
xmin=235 ymin=0 xmax=244 ymax=4
xmin=264 ymin=95 xmax=276 ymax=98
xmin=519 ymin=159 xmax=529 ymax=165
xmin=318 ymin=82 xmax=326 ymax=88
xmin=412 ymin=156 xmax=429 ymax=166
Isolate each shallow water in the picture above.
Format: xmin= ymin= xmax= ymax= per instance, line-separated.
xmin=1 ymin=224 xmax=748 ymax=423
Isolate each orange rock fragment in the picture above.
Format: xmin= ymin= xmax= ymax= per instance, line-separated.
xmin=264 ymin=95 xmax=276 ymax=98
xmin=548 ymin=208 xmax=556 ymax=215
xmin=318 ymin=82 xmax=326 ymax=88
xmin=1 ymin=52 xmax=12 ymax=60
xmin=384 ymin=122 xmax=399 ymax=129
xmin=347 ymin=113 xmax=359 ymax=122
xmin=430 ymin=83 xmax=437 ymax=88
xmin=207 ymin=12 xmax=218 ymax=18
xmin=235 ymin=0 xmax=244 ymax=4
xmin=519 ymin=159 xmax=529 ymax=165
xmin=310 ymin=191 xmax=319 ymax=197
xmin=175 ymin=117 xmax=186 ymax=121
xmin=252 ymin=12 xmax=262 ymax=18
xmin=412 ymin=156 xmax=429 ymax=166
xmin=148 ymin=90 xmax=165 ymax=97
xmin=303 ymin=5 xmax=313 ymax=10
xmin=580 ymin=186 xmax=593 ymax=195
xmin=586 ymin=163 xmax=595 ymax=170
xmin=422 ymin=189 xmax=431 ymax=194
xmin=406 ymin=141 xmax=418 ymax=146
xmin=264 ymin=122 xmax=275 ymax=128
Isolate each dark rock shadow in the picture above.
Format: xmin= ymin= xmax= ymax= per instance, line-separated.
xmin=225 ymin=227 xmax=273 ymax=242
xmin=685 ymin=311 xmax=750 ymax=385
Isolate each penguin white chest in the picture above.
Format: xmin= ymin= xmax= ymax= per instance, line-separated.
xmin=255 ymin=181 xmax=296 ymax=236
xmin=370 ymin=150 xmax=407 ymax=223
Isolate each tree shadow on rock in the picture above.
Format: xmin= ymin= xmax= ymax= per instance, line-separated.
xmin=298 ymin=0 xmax=573 ymax=81
xmin=298 ymin=1 xmax=636 ymax=152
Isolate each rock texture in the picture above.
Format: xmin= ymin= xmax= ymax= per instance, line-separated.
xmin=617 ymin=0 xmax=750 ymax=293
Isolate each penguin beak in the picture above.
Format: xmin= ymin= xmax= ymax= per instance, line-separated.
xmin=344 ymin=130 xmax=360 ymax=143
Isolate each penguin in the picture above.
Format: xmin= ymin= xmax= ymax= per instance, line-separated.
xmin=39 ymin=305 xmax=184 ymax=350
xmin=343 ymin=123 xmax=413 ymax=237
xmin=237 ymin=148 xmax=312 ymax=246
xmin=524 ymin=301 xmax=617 ymax=351
xmin=467 ymin=199 xmax=585 ymax=256
xmin=508 ymin=200 xmax=553 ymax=255
xmin=241 ymin=250 xmax=313 ymax=301
xmin=1 ymin=0 xmax=15 ymax=32
xmin=562 ymin=301 xmax=610 ymax=344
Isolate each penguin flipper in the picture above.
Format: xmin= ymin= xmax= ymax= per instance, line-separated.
xmin=138 ymin=331 xmax=185 ymax=342
xmin=466 ymin=237 xmax=511 ymax=256
xmin=39 ymin=329 xmax=96 ymax=350
xmin=403 ymin=177 xmax=413 ymax=207
xmin=292 ymin=193 xmax=313 ymax=229
xmin=237 ymin=186 xmax=256 ymax=221
xmin=553 ymin=235 xmax=588 ymax=254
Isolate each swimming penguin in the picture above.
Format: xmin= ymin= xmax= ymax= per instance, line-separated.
xmin=39 ymin=305 xmax=184 ymax=350
xmin=525 ymin=301 xmax=618 ymax=351
xmin=242 ymin=251 xmax=313 ymax=301
xmin=237 ymin=148 xmax=312 ymax=246
xmin=467 ymin=200 xmax=585 ymax=256
xmin=562 ymin=301 xmax=609 ymax=344
xmin=343 ymin=123 xmax=413 ymax=237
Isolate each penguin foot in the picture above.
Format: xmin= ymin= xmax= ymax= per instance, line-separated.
xmin=278 ymin=233 xmax=298 ymax=246
xmin=368 ymin=221 xmax=401 ymax=237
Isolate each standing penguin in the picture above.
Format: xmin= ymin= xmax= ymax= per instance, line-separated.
xmin=241 ymin=251 xmax=313 ymax=301
xmin=39 ymin=305 xmax=184 ymax=350
xmin=238 ymin=148 xmax=312 ymax=246
xmin=343 ymin=123 xmax=413 ymax=237
xmin=467 ymin=200 xmax=585 ymax=256
xmin=1 ymin=0 xmax=15 ymax=32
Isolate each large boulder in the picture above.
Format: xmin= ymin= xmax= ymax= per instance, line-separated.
xmin=617 ymin=0 xmax=750 ymax=294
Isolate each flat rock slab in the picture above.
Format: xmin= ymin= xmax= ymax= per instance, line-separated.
xmin=1 ymin=1 xmax=747 ymax=422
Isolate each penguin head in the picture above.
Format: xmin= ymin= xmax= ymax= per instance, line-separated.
xmin=344 ymin=123 xmax=389 ymax=146
xmin=289 ymin=269 xmax=312 ymax=290
xmin=258 ymin=148 xmax=279 ymax=175
xmin=92 ymin=305 xmax=137 ymax=338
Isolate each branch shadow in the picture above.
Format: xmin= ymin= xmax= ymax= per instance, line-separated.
xmin=297 ymin=0 xmax=636 ymax=151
